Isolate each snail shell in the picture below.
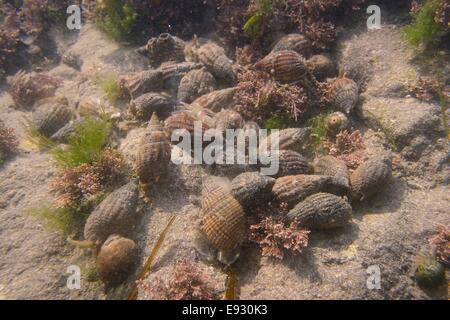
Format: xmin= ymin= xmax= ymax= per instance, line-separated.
xmin=84 ymin=180 xmax=139 ymax=247
xmin=136 ymin=113 xmax=172 ymax=185
xmin=231 ymin=172 xmax=275 ymax=210
xmin=306 ymin=54 xmax=335 ymax=81
xmin=190 ymin=87 xmax=237 ymax=112
xmin=255 ymin=50 xmax=309 ymax=84
xmin=121 ymin=69 xmax=163 ymax=99
xmin=96 ymin=235 xmax=138 ymax=285
xmin=177 ymin=68 xmax=216 ymax=103
xmin=160 ymin=61 xmax=203 ymax=91
xmin=50 ymin=117 xmax=84 ymax=143
xmin=201 ymin=177 xmax=246 ymax=254
xmin=286 ymin=193 xmax=352 ymax=230
xmin=350 ymin=153 xmax=392 ymax=201
xmin=325 ymin=111 xmax=349 ymax=135
xmin=196 ymin=42 xmax=236 ymax=84
xmin=129 ymin=93 xmax=174 ymax=121
xmin=328 ymin=77 xmax=359 ymax=114
xmin=272 ymin=174 xmax=349 ymax=208
xmin=32 ymin=100 xmax=72 ymax=137
xmin=277 ymin=150 xmax=313 ymax=177
xmin=138 ymin=33 xmax=185 ymax=67
xmin=272 ymin=34 xmax=312 ymax=57
xmin=313 ymin=156 xmax=350 ymax=188
xmin=259 ymin=127 xmax=310 ymax=155
xmin=212 ymin=109 xmax=244 ymax=132
xmin=165 ymin=110 xmax=197 ymax=137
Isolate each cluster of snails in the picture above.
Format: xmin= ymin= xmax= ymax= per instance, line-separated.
xmin=23 ymin=31 xmax=392 ymax=284
xmin=194 ymin=149 xmax=392 ymax=265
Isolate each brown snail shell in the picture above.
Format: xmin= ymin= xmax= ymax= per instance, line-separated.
xmin=136 ymin=113 xmax=172 ymax=185
xmin=50 ymin=117 xmax=84 ymax=143
xmin=272 ymin=174 xmax=349 ymax=208
xmin=212 ymin=109 xmax=244 ymax=132
xmin=306 ymin=54 xmax=335 ymax=81
xmin=165 ymin=110 xmax=196 ymax=136
xmin=277 ymin=150 xmax=313 ymax=177
xmin=231 ymin=172 xmax=275 ymax=210
xmin=325 ymin=112 xmax=349 ymax=135
xmin=259 ymin=127 xmax=310 ymax=155
xmin=189 ymin=87 xmax=237 ymax=112
xmin=255 ymin=50 xmax=309 ymax=84
xmin=121 ymin=69 xmax=163 ymax=99
xmin=160 ymin=61 xmax=203 ymax=91
xmin=350 ymin=153 xmax=392 ymax=201
xmin=129 ymin=93 xmax=174 ymax=121
xmin=201 ymin=177 xmax=246 ymax=255
xmin=177 ymin=68 xmax=216 ymax=103
xmin=286 ymin=193 xmax=352 ymax=230
xmin=327 ymin=77 xmax=359 ymax=114
xmin=138 ymin=33 xmax=185 ymax=67
xmin=84 ymin=180 xmax=140 ymax=247
xmin=96 ymin=235 xmax=138 ymax=285
xmin=195 ymin=42 xmax=236 ymax=84
xmin=32 ymin=100 xmax=72 ymax=137
xmin=313 ymin=156 xmax=350 ymax=188
xmin=272 ymin=34 xmax=312 ymax=57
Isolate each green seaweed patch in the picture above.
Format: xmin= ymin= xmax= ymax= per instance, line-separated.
xmin=51 ymin=117 xmax=111 ymax=168
xmin=96 ymin=0 xmax=138 ymax=42
xmin=22 ymin=118 xmax=57 ymax=151
xmin=243 ymin=0 xmax=273 ymax=39
xmin=26 ymin=204 xmax=85 ymax=236
xmin=307 ymin=112 xmax=328 ymax=152
xmin=263 ymin=115 xmax=298 ymax=131
xmin=404 ymin=0 xmax=447 ymax=48
xmin=415 ymin=256 xmax=445 ymax=289
xmin=94 ymin=72 xmax=124 ymax=104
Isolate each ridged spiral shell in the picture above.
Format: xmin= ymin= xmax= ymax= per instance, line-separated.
xmin=328 ymin=77 xmax=359 ymax=114
xmin=129 ymin=93 xmax=174 ymax=121
xmin=201 ymin=178 xmax=246 ymax=253
xmin=96 ymin=235 xmax=138 ymax=285
xmin=313 ymin=156 xmax=350 ymax=188
xmin=32 ymin=101 xmax=72 ymax=137
xmin=136 ymin=113 xmax=171 ymax=185
xmin=325 ymin=112 xmax=349 ymax=135
xmin=160 ymin=61 xmax=203 ymax=91
xmin=195 ymin=42 xmax=236 ymax=84
xmin=121 ymin=69 xmax=163 ymax=99
xmin=272 ymin=174 xmax=349 ymax=208
xmin=276 ymin=150 xmax=313 ymax=177
xmin=50 ymin=117 xmax=84 ymax=143
xmin=231 ymin=172 xmax=275 ymax=210
xmin=213 ymin=109 xmax=244 ymax=132
xmin=138 ymin=33 xmax=185 ymax=67
xmin=259 ymin=127 xmax=310 ymax=155
xmin=306 ymin=54 xmax=335 ymax=81
xmin=350 ymin=153 xmax=392 ymax=201
xmin=272 ymin=34 xmax=312 ymax=57
xmin=255 ymin=50 xmax=309 ymax=84
xmin=177 ymin=68 xmax=216 ymax=103
xmin=190 ymin=87 xmax=237 ymax=112
xmin=84 ymin=181 xmax=139 ymax=247
xmin=286 ymin=193 xmax=352 ymax=230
